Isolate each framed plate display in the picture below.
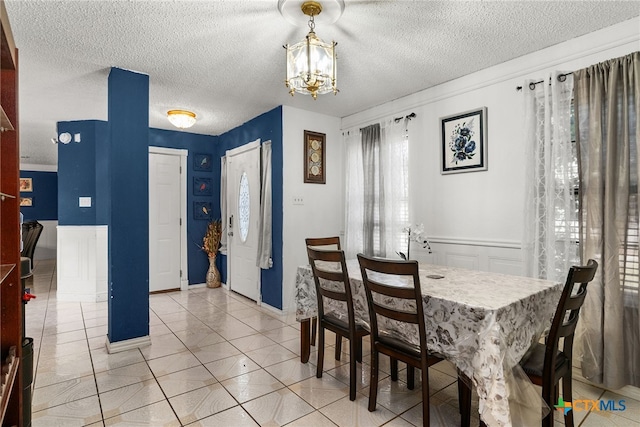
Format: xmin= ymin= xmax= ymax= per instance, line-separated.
xmin=193 ymin=177 xmax=212 ymax=196
xmin=303 ymin=130 xmax=325 ymax=184
xmin=441 ymin=107 xmax=487 ymax=174
xmin=194 ymin=201 xmax=212 ymax=220
xmin=193 ymin=153 xmax=212 ymax=171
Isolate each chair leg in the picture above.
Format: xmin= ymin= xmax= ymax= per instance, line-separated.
xmin=421 ymin=364 xmax=430 ymax=426
xmin=311 ymin=317 xmax=317 ymax=346
xmin=355 ymin=336 xmax=363 ymax=363
xmin=457 ymin=371 xmax=471 ymax=427
xmin=349 ymin=337 xmax=357 ymax=401
xmin=407 ymin=365 xmax=415 ymax=390
xmin=335 ymin=334 xmax=342 ymax=360
xmin=316 ymin=327 xmax=325 ymax=378
xmin=562 ymin=376 xmax=574 ymax=427
xmin=368 ymin=349 xmax=379 ymax=412
xmin=390 ymin=358 xmax=398 ymax=381
xmin=541 ymin=382 xmax=554 ymax=427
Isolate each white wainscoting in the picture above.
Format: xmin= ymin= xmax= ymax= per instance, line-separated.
xmin=57 ymin=225 xmax=108 ymax=302
xmin=34 ymin=220 xmax=57 ymax=260
xmin=411 ymin=236 xmax=524 ymax=276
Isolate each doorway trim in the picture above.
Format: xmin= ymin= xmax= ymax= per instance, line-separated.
xmin=149 ymin=146 xmax=189 ymax=290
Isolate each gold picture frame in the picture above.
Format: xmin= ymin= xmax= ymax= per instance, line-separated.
xmin=20 ymin=177 xmax=33 ymax=192
xmin=303 ymin=130 xmax=326 ymax=184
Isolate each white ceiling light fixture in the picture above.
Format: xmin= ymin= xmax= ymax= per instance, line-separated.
xmin=167 ymin=109 xmax=197 ymax=129
xmin=283 ymin=1 xmax=340 ymax=100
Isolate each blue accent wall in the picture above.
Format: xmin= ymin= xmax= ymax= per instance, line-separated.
xmin=19 ymin=170 xmax=57 ymax=221
xmin=57 ymin=120 xmax=108 ymax=225
xmin=216 ymin=106 xmax=283 ymax=309
xmin=107 ymin=68 xmax=149 ymax=342
xmin=149 ymin=128 xmax=217 ymax=285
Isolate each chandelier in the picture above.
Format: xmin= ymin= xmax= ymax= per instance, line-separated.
xmin=167 ymin=109 xmax=197 ymax=129
xmin=284 ymin=1 xmax=338 ymax=99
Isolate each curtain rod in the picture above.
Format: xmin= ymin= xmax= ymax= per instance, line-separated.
xmin=394 ymin=112 xmax=416 ymax=122
xmin=516 ymin=72 xmax=573 ymax=91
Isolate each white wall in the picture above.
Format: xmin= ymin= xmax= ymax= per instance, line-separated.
xmin=341 ymin=17 xmax=640 ymax=274
xmin=281 ymin=106 xmax=343 ymax=313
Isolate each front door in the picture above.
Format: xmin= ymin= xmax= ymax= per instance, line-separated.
xmin=149 ymin=152 xmax=182 ymax=292
xmin=226 ymin=140 xmax=261 ymax=301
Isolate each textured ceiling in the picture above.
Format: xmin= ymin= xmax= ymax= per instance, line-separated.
xmin=5 ymin=0 xmax=640 ymax=166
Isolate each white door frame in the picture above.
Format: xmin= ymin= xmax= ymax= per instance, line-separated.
xmin=149 ymin=146 xmax=189 ymax=290
xmin=226 ymin=139 xmax=261 ymax=303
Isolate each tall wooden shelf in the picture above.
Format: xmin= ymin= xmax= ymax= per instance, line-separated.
xmin=0 ymin=0 xmax=23 ymax=424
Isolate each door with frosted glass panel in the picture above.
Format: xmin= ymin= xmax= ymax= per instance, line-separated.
xmin=226 ymin=141 xmax=261 ymax=301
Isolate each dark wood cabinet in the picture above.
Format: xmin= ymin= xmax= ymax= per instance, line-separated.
xmin=1 ymin=0 xmax=23 ymax=424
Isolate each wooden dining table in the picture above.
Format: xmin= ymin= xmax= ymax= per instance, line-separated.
xmin=294 ymin=259 xmax=564 ymax=427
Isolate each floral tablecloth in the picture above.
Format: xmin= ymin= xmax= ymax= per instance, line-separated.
xmin=295 ymin=259 xmax=563 ymax=427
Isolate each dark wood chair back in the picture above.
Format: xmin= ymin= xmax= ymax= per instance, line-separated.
xmin=545 ymin=259 xmax=598 ymax=375
xmin=306 ymin=246 xmax=354 ymax=329
xmin=357 ymin=253 xmax=426 ymax=350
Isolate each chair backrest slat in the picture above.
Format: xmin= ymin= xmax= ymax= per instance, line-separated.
xmin=306 ymin=236 xmax=341 ymax=250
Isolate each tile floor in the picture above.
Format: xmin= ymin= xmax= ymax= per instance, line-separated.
xmin=25 ymin=259 xmax=640 ymax=426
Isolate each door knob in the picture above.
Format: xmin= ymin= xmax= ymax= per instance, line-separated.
xmin=228 ymin=231 xmax=234 ymax=236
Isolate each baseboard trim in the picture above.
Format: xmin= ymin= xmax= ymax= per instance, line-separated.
xmin=105 ymin=335 xmax=151 ymax=354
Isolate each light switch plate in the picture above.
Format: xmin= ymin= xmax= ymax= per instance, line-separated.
xmin=79 ymin=196 xmax=92 ymax=207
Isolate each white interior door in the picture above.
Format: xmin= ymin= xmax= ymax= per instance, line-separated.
xmin=149 ymin=152 xmax=182 ymax=292
xmin=226 ymin=141 xmax=261 ymax=301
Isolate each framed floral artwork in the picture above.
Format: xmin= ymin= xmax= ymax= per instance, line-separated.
xmin=20 ymin=197 xmax=33 ymax=206
xmin=303 ymin=130 xmax=325 ymax=184
xmin=440 ymin=107 xmax=487 ymax=174
xmin=20 ymin=177 xmax=33 ymax=192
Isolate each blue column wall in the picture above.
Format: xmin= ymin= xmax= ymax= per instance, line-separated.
xmin=149 ymin=128 xmax=217 ymax=285
xmin=107 ymin=68 xmax=149 ymax=343
xmin=19 ymin=170 xmax=57 ymax=221
xmin=216 ymin=106 xmax=283 ymax=310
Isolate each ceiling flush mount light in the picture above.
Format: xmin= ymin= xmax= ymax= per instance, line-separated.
xmin=167 ymin=109 xmax=196 ymax=129
xmin=283 ymin=1 xmax=338 ymax=99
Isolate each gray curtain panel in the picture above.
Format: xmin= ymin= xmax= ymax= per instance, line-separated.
xmin=361 ymin=123 xmax=386 ymax=257
xmin=575 ymin=51 xmax=640 ymax=388
xmin=257 ymin=141 xmax=272 ymax=269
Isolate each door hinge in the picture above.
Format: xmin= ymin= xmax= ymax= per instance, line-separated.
xmin=179 ymin=166 xmax=182 ymax=174
xmin=180 ymin=218 xmax=182 ymax=226
xmin=180 ymin=270 xmax=183 ymax=278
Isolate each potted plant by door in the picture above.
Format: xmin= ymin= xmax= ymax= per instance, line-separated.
xmin=202 ymin=219 xmax=222 ymax=288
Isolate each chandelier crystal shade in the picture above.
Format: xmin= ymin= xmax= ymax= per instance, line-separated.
xmin=167 ymin=109 xmax=197 ymax=129
xmin=284 ymin=1 xmax=338 ymax=99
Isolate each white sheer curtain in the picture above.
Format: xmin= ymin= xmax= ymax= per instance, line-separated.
xmin=343 ymin=118 xmax=409 ymax=259
xmin=344 ymin=129 xmax=364 ymax=259
xmin=522 ymin=71 xmax=579 ymax=282
xmin=256 ymin=141 xmax=272 ymax=269
xmin=380 ymin=119 xmax=409 ymax=257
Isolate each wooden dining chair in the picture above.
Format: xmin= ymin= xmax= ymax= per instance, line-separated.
xmin=357 ymin=254 xmax=446 ymax=426
xmin=519 ymin=259 xmax=598 ymax=427
xmin=307 ymin=246 xmax=369 ymax=401
xmin=305 ymin=237 xmax=342 ymax=349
